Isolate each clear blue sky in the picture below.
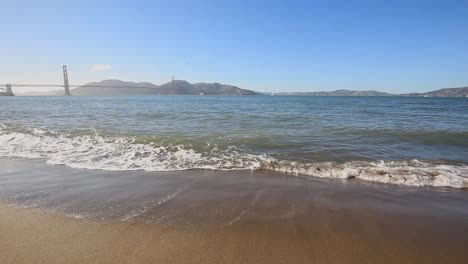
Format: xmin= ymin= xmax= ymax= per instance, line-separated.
xmin=1 ymin=0 xmax=467 ymax=93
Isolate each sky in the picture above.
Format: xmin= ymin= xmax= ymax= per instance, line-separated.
xmin=1 ymin=0 xmax=467 ymax=93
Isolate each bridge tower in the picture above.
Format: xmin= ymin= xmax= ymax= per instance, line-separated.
xmin=6 ymin=84 xmax=12 ymax=94
xmin=63 ymin=65 xmax=71 ymax=96
xmin=172 ymin=77 xmax=175 ymax=90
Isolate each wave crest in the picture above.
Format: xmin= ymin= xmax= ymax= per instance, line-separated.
xmin=0 ymin=124 xmax=467 ymax=189
xmin=258 ymin=158 xmax=468 ymax=188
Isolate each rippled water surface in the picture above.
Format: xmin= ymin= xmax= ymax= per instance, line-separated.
xmin=1 ymin=96 xmax=467 ymax=188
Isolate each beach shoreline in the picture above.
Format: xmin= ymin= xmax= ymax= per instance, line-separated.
xmin=1 ymin=158 xmax=468 ymax=263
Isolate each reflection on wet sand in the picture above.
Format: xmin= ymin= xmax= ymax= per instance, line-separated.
xmin=1 ymin=158 xmax=468 ymax=264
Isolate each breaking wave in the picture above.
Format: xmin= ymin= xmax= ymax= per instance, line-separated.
xmin=0 ymin=123 xmax=467 ymax=189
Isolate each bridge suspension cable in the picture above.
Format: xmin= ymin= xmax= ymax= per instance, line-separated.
xmin=1 ymin=65 xmax=170 ymax=96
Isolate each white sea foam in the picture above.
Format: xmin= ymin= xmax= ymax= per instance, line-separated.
xmin=0 ymin=125 xmax=467 ymax=189
xmin=0 ymin=125 xmax=260 ymax=171
xmin=257 ymin=158 xmax=468 ymax=189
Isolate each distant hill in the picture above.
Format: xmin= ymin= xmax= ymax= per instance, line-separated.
xmin=275 ymin=87 xmax=468 ymax=97
xmin=275 ymin=89 xmax=392 ymax=96
xmin=15 ymin=82 xmax=468 ymax=98
xmin=402 ymin=87 xmax=468 ymax=97
xmin=71 ymin=79 xmax=257 ymax=96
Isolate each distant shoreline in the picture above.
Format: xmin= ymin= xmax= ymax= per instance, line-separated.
xmin=12 ymin=93 xmax=468 ymax=98
xmin=14 ymin=82 xmax=468 ymax=97
xmin=271 ymin=86 xmax=468 ymax=97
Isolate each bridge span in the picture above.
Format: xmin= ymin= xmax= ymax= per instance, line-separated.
xmin=1 ymin=65 xmax=160 ymax=96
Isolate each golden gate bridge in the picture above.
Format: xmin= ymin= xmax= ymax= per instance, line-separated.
xmin=0 ymin=65 xmax=170 ymax=96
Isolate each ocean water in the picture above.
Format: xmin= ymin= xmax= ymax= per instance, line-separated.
xmin=0 ymin=95 xmax=467 ymax=188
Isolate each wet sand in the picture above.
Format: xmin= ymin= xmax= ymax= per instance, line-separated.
xmin=1 ymin=158 xmax=468 ymax=263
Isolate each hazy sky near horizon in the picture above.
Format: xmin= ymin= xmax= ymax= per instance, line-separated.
xmin=1 ymin=0 xmax=467 ymax=93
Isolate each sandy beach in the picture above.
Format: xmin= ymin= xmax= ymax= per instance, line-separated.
xmin=1 ymin=158 xmax=467 ymax=263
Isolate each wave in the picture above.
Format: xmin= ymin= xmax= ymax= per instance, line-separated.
xmin=0 ymin=123 xmax=467 ymax=189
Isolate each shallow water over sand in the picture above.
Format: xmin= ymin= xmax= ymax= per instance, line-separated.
xmin=1 ymin=158 xmax=467 ymax=224
xmin=1 ymin=158 xmax=468 ymax=264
